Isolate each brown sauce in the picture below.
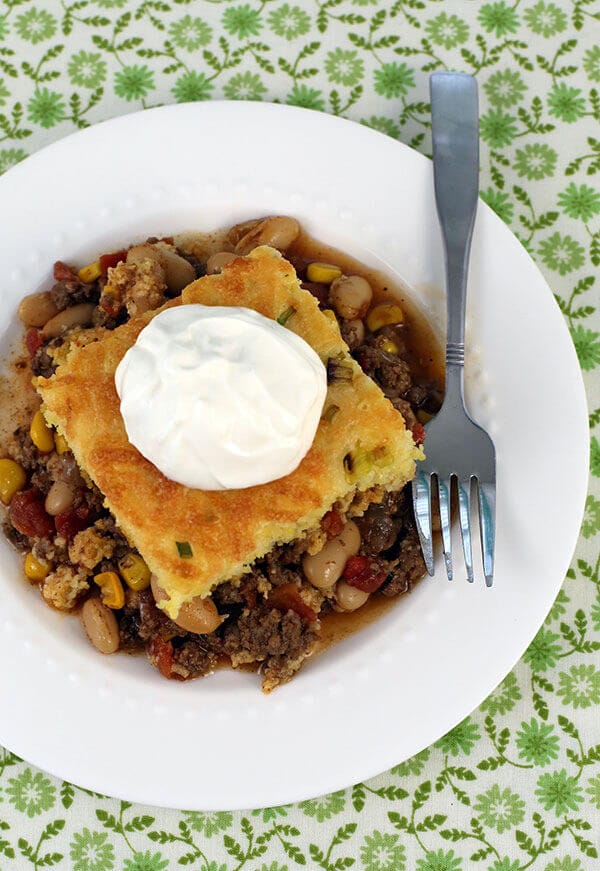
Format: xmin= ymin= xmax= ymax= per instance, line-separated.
xmin=285 ymin=232 xmax=444 ymax=655
xmin=0 ymin=224 xmax=444 ymax=671
xmin=0 ymin=351 xmax=39 ymax=454
xmin=289 ymin=231 xmax=445 ymax=387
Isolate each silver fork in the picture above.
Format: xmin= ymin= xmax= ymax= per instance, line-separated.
xmin=412 ymin=72 xmax=496 ymax=586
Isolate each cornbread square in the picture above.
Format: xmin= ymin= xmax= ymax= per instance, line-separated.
xmin=37 ymin=246 xmax=422 ymax=619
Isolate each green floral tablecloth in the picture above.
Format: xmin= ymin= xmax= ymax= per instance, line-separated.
xmin=1 ymin=0 xmax=599 ymax=868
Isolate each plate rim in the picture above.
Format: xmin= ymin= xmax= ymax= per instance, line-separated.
xmin=0 ymin=100 xmax=589 ymax=810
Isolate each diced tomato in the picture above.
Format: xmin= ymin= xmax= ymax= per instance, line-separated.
xmin=268 ymin=583 xmax=318 ymax=623
xmin=25 ymin=328 xmax=43 ymax=358
xmin=55 ymin=502 xmax=90 ymax=541
xmin=322 ymin=509 xmax=344 ymax=538
xmin=53 ymin=261 xmax=78 ymax=282
xmin=148 ymin=636 xmax=174 ymax=679
xmin=99 ymin=250 xmax=127 ymax=275
xmin=9 ymin=490 xmax=54 ymax=539
xmin=412 ymin=422 xmax=426 ymax=446
xmin=342 ymin=555 xmax=387 ymax=593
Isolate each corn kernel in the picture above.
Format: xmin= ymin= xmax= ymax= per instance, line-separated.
xmin=93 ymin=571 xmax=125 ymax=610
xmin=366 ymin=303 xmax=404 ymax=333
xmin=78 ymin=261 xmax=102 ymax=283
xmin=380 ymin=338 xmax=399 ymax=354
xmin=24 ymin=552 xmax=50 ymax=582
xmin=118 ymin=553 xmax=151 ymax=591
xmin=54 ymin=433 xmax=70 ymax=455
xmin=306 ymin=262 xmax=342 ymax=284
xmin=30 ymin=410 xmax=55 ymax=453
xmin=417 ymin=410 xmax=434 ymax=424
xmin=0 ymin=459 xmax=26 ymax=505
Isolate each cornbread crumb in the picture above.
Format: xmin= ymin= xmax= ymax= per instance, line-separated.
xmin=42 ymin=565 xmax=89 ymax=611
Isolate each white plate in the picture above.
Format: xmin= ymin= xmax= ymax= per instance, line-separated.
xmin=0 ymin=102 xmax=588 ymax=810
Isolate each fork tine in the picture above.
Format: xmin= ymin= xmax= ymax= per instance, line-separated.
xmin=412 ymin=471 xmax=434 ymax=576
xmin=437 ymin=476 xmax=453 ymax=581
xmin=457 ymin=478 xmax=474 ymax=583
xmin=477 ymin=480 xmax=496 ymax=587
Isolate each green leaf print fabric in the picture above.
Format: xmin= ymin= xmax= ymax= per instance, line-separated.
xmin=0 ymin=0 xmax=599 ymax=867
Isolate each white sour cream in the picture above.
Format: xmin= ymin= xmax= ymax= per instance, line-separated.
xmin=115 ymin=305 xmax=327 ymax=490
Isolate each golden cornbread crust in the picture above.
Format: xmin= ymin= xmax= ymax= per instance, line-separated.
xmin=37 ymin=246 xmax=422 ymax=619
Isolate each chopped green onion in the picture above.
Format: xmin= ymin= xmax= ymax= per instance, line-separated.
xmin=321 ymin=404 xmax=340 ymax=423
xmin=277 ymin=306 xmax=296 ymax=326
xmin=327 ymin=357 xmax=353 ymax=384
xmin=176 ymin=541 xmax=193 ymax=559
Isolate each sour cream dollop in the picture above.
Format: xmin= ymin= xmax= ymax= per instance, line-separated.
xmin=115 ymin=305 xmax=327 ymax=490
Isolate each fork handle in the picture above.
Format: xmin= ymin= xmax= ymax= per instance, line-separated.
xmin=430 ymin=73 xmax=479 ymax=399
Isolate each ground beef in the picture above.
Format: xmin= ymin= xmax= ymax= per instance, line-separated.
xmin=354 ymin=344 xmax=412 ymax=396
xmin=171 ymin=636 xmax=222 ymax=679
xmin=380 ymin=528 xmax=425 ymax=597
xmin=11 ymin=427 xmax=42 ymax=472
xmin=368 ymin=325 xmax=409 ymax=357
xmin=390 ymin=397 xmax=417 ymax=430
xmin=135 ymin=589 xmax=187 ymax=641
xmin=82 ymin=481 xmax=107 ymax=515
xmin=222 ymin=606 xmax=317 ymax=670
xmin=263 ymin=549 xmax=304 ymax=587
xmin=50 ymin=279 xmax=99 ymax=310
xmin=92 ymin=307 xmax=120 ymax=330
xmin=405 ymin=381 xmax=444 ymax=413
xmin=33 ymin=535 xmax=68 ymax=565
xmin=213 ymin=571 xmax=264 ymax=608
xmin=93 ymin=516 xmax=129 ymax=553
xmin=118 ymin=607 xmax=144 ymax=650
xmin=30 ymin=346 xmax=54 ymax=378
xmin=2 ymin=520 xmax=29 ymax=550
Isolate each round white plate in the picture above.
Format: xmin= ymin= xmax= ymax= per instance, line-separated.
xmin=0 ymin=102 xmax=588 ymax=810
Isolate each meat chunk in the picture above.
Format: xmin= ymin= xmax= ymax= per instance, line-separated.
xmin=390 ymin=397 xmax=417 ymax=430
xmin=50 ymin=279 xmax=99 ymax=310
xmin=355 ymin=345 xmax=411 ymax=396
xmin=222 ymin=606 xmax=317 ymax=690
xmin=41 ymin=564 xmax=89 ymax=610
xmin=171 ymin=637 xmax=223 ymax=679
xmin=30 ymin=346 xmax=54 ymax=378
xmin=380 ymin=528 xmax=425 ymax=597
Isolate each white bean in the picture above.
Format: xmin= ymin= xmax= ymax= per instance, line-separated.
xmin=18 ymin=292 xmax=60 ymax=328
xmin=330 ymin=275 xmax=373 ymax=320
xmin=234 ymin=216 xmax=300 ymax=255
xmin=206 ymin=251 xmax=237 ymax=274
xmin=44 ymin=480 xmax=74 ymax=516
xmin=160 ymin=248 xmax=196 ymax=292
xmin=151 ymin=576 xmax=221 ymax=635
xmin=81 ymin=598 xmax=120 ymax=654
xmin=172 ymin=597 xmax=222 ymax=634
xmin=42 ymin=303 xmax=95 ymax=338
xmin=343 ymin=318 xmax=365 ymax=348
xmin=302 ymin=520 xmax=362 ymax=591
xmin=336 ymin=581 xmax=369 ymax=611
